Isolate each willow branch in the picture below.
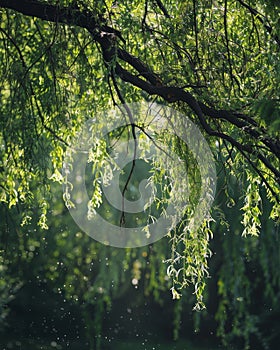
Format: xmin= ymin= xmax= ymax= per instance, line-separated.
xmin=1 ymin=0 xmax=279 ymax=189
xmin=236 ymin=0 xmax=280 ymax=46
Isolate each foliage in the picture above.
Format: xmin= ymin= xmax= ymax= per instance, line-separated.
xmin=0 ymin=0 xmax=279 ymax=349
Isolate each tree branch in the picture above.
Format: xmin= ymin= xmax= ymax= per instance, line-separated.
xmin=154 ymin=0 xmax=170 ymax=18
xmin=0 ymin=0 xmax=122 ymax=40
xmin=1 ymin=0 xmax=279 ymax=192
xmin=236 ymin=0 xmax=280 ymax=46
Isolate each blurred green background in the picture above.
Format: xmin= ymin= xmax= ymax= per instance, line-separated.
xmin=1 ymin=174 xmax=279 ymax=350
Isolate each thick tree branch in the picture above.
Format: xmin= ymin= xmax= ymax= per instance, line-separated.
xmin=0 ymin=0 xmax=122 ymax=40
xmin=115 ymin=62 xmax=280 ymax=158
xmin=117 ymin=48 xmax=162 ymax=86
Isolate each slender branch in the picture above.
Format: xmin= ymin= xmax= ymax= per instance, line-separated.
xmin=0 ymin=26 xmax=67 ymax=145
xmin=110 ymin=72 xmax=138 ymax=227
xmin=236 ymin=0 xmax=280 ymax=46
xmin=154 ymin=0 xmax=170 ymax=18
xmin=223 ymin=0 xmax=234 ymax=88
xmin=192 ymin=0 xmax=199 ymax=61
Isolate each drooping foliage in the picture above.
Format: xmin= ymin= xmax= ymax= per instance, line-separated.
xmin=0 ymin=0 xmax=279 ymax=349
